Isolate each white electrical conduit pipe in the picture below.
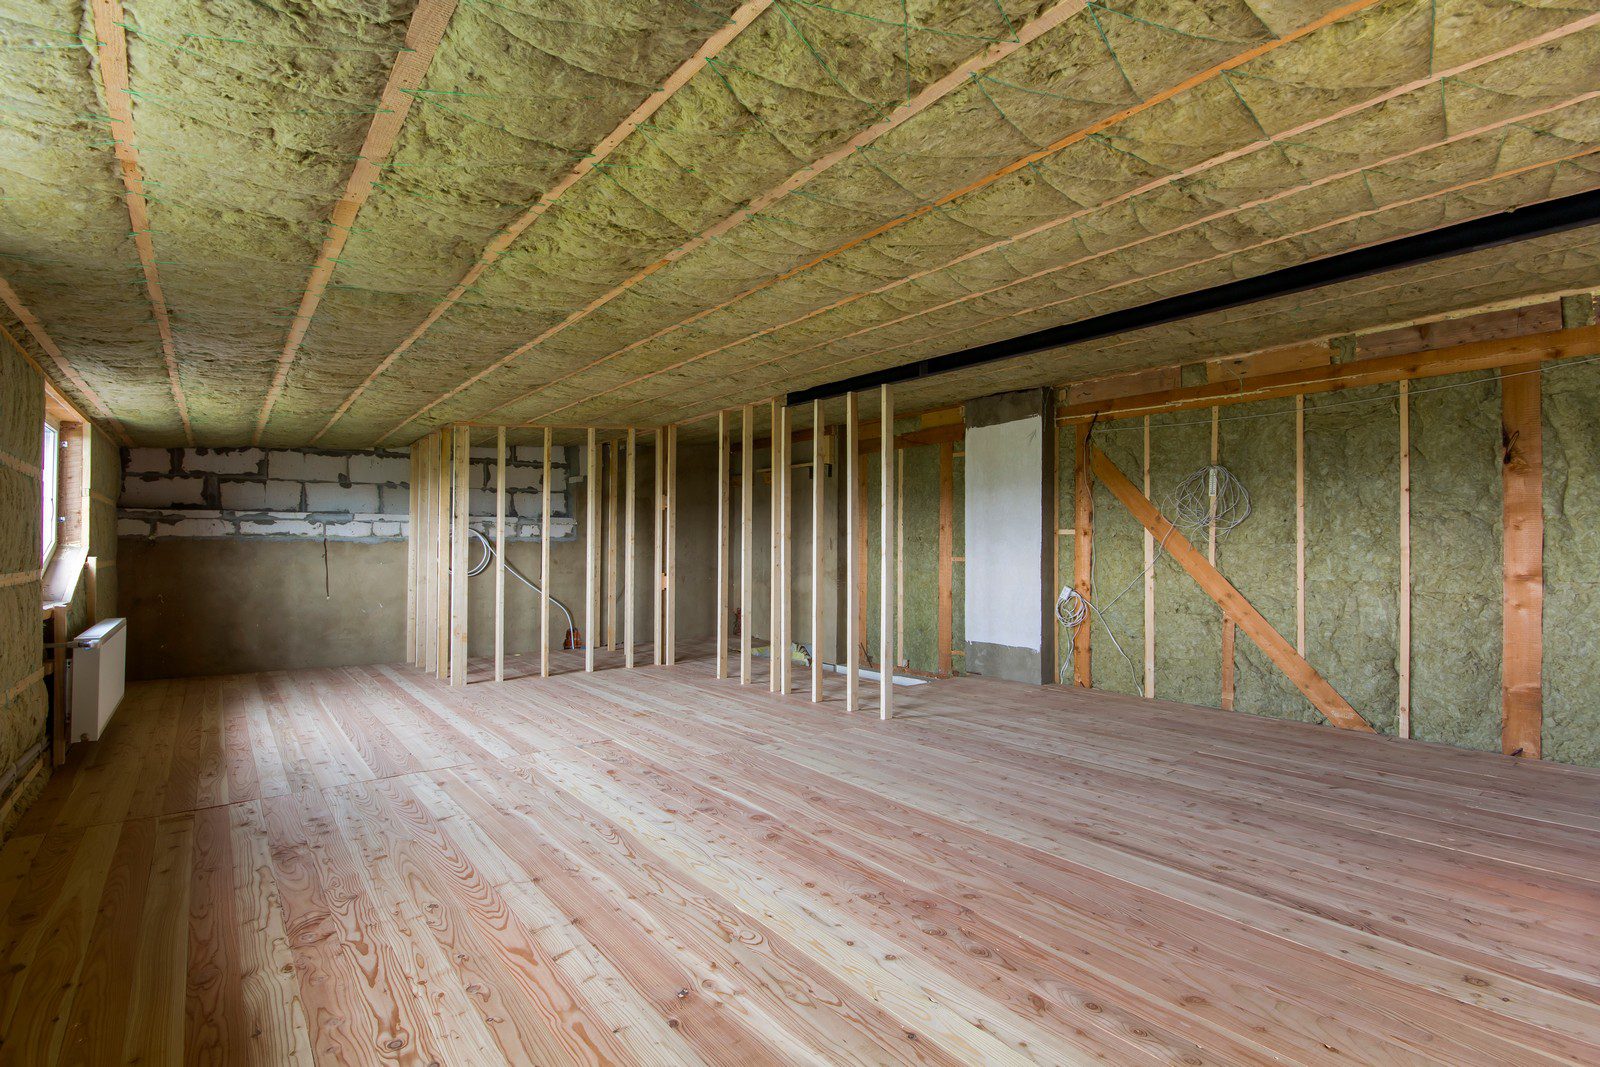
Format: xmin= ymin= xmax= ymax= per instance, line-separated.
xmin=466 ymin=526 xmax=577 ymax=641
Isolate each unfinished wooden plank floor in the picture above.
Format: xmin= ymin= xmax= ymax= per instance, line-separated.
xmin=3 ymin=649 xmax=1599 ymax=1065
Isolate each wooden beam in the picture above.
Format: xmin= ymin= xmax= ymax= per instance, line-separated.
xmin=938 ymin=441 xmax=954 ymax=676
xmin=541 ymin=427 xmax=552 ymax=678
xmin=1500 ymin=366 xmax=1544 ymax=758
xmin=811 ymin=401 xmax=825 ymax=702
xmin=406 ymin=444 xmax=419 ymax=666
xmin=87 ymin=0 xmax=191 ymax=443
xmin=1398 ymin=381 xmax=1411 ymax=738
xmin=435 ymin=429 xmax=450 ymax=679
xmin=449 ymin=426 xmax=469 ymax=687
xmin=896 ymin=447 xmax=905 ymax=671
xmin=586 ymin=427 xmax=598 ymax=673
xmin=1061 ymin=324 xmax=1600 ymax=424
xmin=770 ymin=401 xmax=781 ymax=694
xmin=257 ymin=0 xmax=459 ymax=441
xmin=845 ymin=392 xmax=860 ymax=712
xmin=717 ymin=411 xmax=730 ymax=680
xmin=607 ymin=438 xmax=619 ymax=651
xmin=625 ymin=427 xmax=637 ymax=670
xmin=740 ymin=406 xmax=754 ymax=685
xmin=1295 ymin=397 xmax=1306 ymax=657
xmin=1090 ymin=446 xmax=1374 ymax=732
xmin=666 ymin=424 xmax=678 ymax=667
xmin=654 ymin=428 xmax=665 ymax=667
xmin=1072 ymin=424 xmax=1092 ymax=688
xmin=494 ymin=426 xmax=506 ymax=683
xmin=1142 ymin=416 xmax=1154 ymax=698
xmin=778 ymin=407 xmax=791 ymax=695
xmin=879 ymin=384 xmax=895 ymax=720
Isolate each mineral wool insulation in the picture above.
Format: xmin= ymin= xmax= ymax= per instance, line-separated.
xmin=1069 ymin=363 xmax=1600 ymax=767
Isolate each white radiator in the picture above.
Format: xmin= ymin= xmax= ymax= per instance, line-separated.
xmin=69 ymin=618 xmax=127 ymax=744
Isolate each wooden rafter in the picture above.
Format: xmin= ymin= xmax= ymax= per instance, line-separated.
xmin=1061 ymin=325 xmax=1600 ymax=424
xmin=312 ymin=0 xmax=775 ymax=442
xmin=0 ymin=283 xmax=127 ymax=443
xmin=88 ymin=0 xmax=191 ymax=443
xmin=1090 ymin=445 xmax=1374 ymax=732
xmin=485 ymin=0 xmax=1407 ymax=426
xmin=253 ymin=0 xmax=460 ymax=443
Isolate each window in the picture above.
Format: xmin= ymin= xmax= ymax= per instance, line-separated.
xmin=40 ymin=418 xmax=59 ymax=565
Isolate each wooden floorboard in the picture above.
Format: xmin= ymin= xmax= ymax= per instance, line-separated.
xmin=1 ymin=646 xmax=1597 ymax=1064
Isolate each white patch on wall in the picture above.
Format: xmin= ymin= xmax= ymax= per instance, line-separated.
xmin=963 ymin=415 xmax=1042 ymax=652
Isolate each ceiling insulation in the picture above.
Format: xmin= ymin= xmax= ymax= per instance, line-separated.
xmin=2 ymin=0 xmax=1598 ymax=447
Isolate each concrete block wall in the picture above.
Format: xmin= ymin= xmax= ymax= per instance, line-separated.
xmin=118 ymin=445 xmax=578 ymax=542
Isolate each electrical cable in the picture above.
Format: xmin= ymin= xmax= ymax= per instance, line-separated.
xmin=464 ymin=526 xmax=577 ymax=639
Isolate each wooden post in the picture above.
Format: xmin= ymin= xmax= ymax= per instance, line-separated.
xmin=435 ymin=429 xmax=450 ymax=680
xmin=1295 ymin=396 xmax=1306 ymax=657
xmin=666 ymin=424 xmax=678 ymax=667
xmin=586 ymin=427 xmax=598 ymax=672
xmin=541 ymin=426 xmax=552 ymax=678
xmin=896 ymin=446 xmax=905 ymax=670
xmin=654 ymin=427 xmax=664 ymax=666
xmin=740 ymin=406 xmax=754 ymax=684
xmin=1091 ymin=446 xmax=1373 ymax=732
xmin=625 ymin=427 xmax=636 ymax=669
xmin=1142 ymin=416 xmax=1154 ymax=698
xmin=937 ymin=441 xmax=954 ymax=675
xmin=494 ymin=426 xmax=506 ymax=683
xmin=770 ymin=401 xmax=781 ymax=693
xmin=879 ymin=384 xmax=895 ymax=719
xmin=1072 ymin=423 xmax=1092 ymax=688
xmin=845 ymin=392 xmax=860 ymax=712
xmin=449 ymin=425 xmax=469 ymax=687
xmin=1500 ymin=366 xmax=1543 ymax=758
xmin=811 ymin=400 xmax=825 ymax=701
xmin=1398 ymin=380 xmax=1411 ymax=738
xmin=778 ymin=406 xmax=791 ymax=695
xmin=407 ymin=444 xmax=418 ymax=665
xmin=717 ymin=411 xmax=730 ymax=679
xmin=607 ymin=438 xmax=618 ymax=651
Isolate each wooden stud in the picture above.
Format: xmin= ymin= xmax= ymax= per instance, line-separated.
xmin=586 ymin=428 xmax=598 ymax=673
xmin=855 ymin=417 xmax=870 ymax=670
xmin=1142 ymin=416 xmax=1155 ymax=698
xmin=1091 ymin=446 xmax=1374 ymax=732
xmin=1072 ymin=424 xmax=1093 ymax=688
xmin=607 ymin=438 xmax=619 ymax=651
xmin=654 ymin=428 xmax=665 ymax=667
xmin=625 ymin=428 xmax=637 ymax=669
xmin=1500 ymin=365 xmax=1543 ymax=758
xmin=938 ymin=441 xmax=954 ymax=675
xmin=667 ymin=425 xmax=679 ymax=667
xmin=845 ymin=392 xmax=861 ymax=712
xmin=50 ymin=606 xmax=68 ymax=765
xmin=811 ymin=401 xmax=825 ymax=701
xmin=435 ymin=429 xmax=451 ymax=680
xmin=778 ymin=407 xmax=792 ymax=695
xmin=770 ymin=401 xmax=781 ymax=693
xmin=1213 ymin=408 xmax=1236 ymax=712
xmin=1051 ymin=416 xmax=1062 ymax=678
xmin=541 ymin=427 xmax=552 ymax=678
xmin=494 ymin=426 xmax=506 ymax=683
xmin=1295 ymin=396 xmax=1306 ymax=657
xmin=450 ymin=425 xmax=470 ymax=688
xmin=717 ymin=411 xmax=730 ymax=680
xmin=879 ymin=384 xmax=895 ymax=719
xmin=896 ymin=446 xmax=905 ymax=670
xmin=407 ymin=444 xmax=418 ymax=665
xmin=1398 ymin=381 xmax=1411 ymax=738
xmin=740 ymin=406 xmax=754 ymax=685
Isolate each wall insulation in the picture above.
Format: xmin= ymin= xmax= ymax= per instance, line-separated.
xmin=0 ymin=330 xmax=45 ymax=837
xmin=1070 ymin=353 xmax=1600 ymax=768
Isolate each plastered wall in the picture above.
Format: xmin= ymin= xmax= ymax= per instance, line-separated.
xmin=1062 ymin=359 xmax=1600 ymax=768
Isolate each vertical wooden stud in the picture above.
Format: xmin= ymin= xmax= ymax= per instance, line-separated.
xmin=811 ymin=400 xmax=825 ymax=701
xmin=778 ymin=406 xmax=791 ymax=695
xmin=1500 ymin=366 xmax=1543 ymax=758
xmin=450 ymin=425 xmax=469 ymax=687
xmin=879 ymin=384 xmax=895 ymax=719
xmin=625 ymin=428 xmax=637 ymax=670
xmin=666 ymin=424 xmax=678 ymax=667
xmin=740 ymin=406 xmax=754 ymax=685
xmin=770 ymin=401 xmax=781 ymax=693
xmin=717 ymin=411 xmax=730 ymax=680
xmin=1072 ymin=423 xmax=1092 ymax=688
xmin=1398 ymin=380 xmax=1411 ymax=739
xmin=607 ymin=438 xmax=619 ymax=651
xmin=407 ymin=444 xmax=418 ymax=665
xmin=896 ymin=445 xmax=905 ymax=670
xmin=494 ymin=426 xmax=506 ymax=683
xmin=845 ymin=392 xmax=860 ymax=712
xmin=541 ymin=427 xmax=552 ymax=678
xmin=586 ymin=427 xmax=598 ymax=672
xmin=654 ymin=428 xmax=665 ymax=666
xmin=1213 ymin=408 xmax=1236 ymax=712
xmin=1142 ymin=416 xmax=1155 ymax=698
xmin=1295 ymin=395 xmax=1306 ymax=658
xmin=435 ymin=429 xmax=450 ymax=680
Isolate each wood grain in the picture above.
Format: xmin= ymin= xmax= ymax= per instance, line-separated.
xmin=1 ymin=651 xmax=1596 ymax=1063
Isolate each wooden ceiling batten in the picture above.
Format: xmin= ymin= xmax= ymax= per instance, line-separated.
xmin=309 ymin=0 xmax=777 ymax=444
xmin=87 ymin=0 xmax=192 ymax=445
xmin=372 ymin=0 xmax=1098 ymax=444
xmin=252 ymin=0 xmax=462 ymax=445
xmin=449 ymin=0 xmax=1390 ymax=430
xmin=517 ymin=25 xmax=1600 ymax=424
xmin=0 ymin=278 xmax=129 ymax=444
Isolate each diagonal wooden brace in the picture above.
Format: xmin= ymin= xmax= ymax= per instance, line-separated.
xmin=1089 ymin=445 xmax=1374 ymax=732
